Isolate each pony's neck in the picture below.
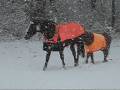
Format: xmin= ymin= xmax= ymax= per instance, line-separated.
xmin=44 ymin=32 xmax=55 ymax=40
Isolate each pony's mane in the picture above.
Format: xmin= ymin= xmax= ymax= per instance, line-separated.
xmin=40 ymin=20 xmax=56 ymax=39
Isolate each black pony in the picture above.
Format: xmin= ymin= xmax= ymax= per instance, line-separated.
xmin=25 ymin=20 xmax=85 ymax=70
xmin=79 ymin=31 xmax=112 ymax=64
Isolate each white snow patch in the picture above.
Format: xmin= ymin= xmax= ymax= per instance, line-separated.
xmin=0 ymin=40 xmax=120 ymax=89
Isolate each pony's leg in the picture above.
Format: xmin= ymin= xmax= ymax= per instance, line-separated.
xmin=43 ymin=51 xmax=51 ymax=71
xmin=77 ymin=42 xmax=85 ymax=58
xmin=76 ymin=44 xmax=80 ymax=66
xmin=86 ymin=53 xmax=90 ymax=64
xmin=102 ymin=32 xmax=112 ymax=62
xmin=103 ymin=49 xmax=108 ymax=62
xmin=59 ymin=50 xmax=66 ymax=69
xmin=70 ymin=44 xmax=78 ymax=66
xmin=102 ymin=36 xmax=111 ymax=62
xmin=90 ymin=53 xmax=94 ymax=64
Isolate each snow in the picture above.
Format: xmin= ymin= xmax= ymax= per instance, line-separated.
xmin=0 ymin=39 xmax=120 ymax=89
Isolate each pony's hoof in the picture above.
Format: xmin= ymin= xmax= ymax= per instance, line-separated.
xmin=91 ymin=61 xmax=95 ymax=64
xmin=63 ymin=66 xmax=66 ymax=70
xmin=74 ymin=63 xmax=79 ymax=67
xmin=85 ymin=61 xmax=88 ymax=64
xmin=103 ymin=60 xmax=108 ymax=63
xmin=43 ymin=66 xmax=47 ymax=71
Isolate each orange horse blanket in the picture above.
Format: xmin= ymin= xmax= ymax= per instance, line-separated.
xmin=48 ymin=22 xmax=85 ymax=44
xmin=85 ymin=33 xmax=106 ymax=53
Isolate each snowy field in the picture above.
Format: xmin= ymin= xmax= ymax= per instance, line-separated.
xmin=0 ymin=39 xmax=120 ymax=89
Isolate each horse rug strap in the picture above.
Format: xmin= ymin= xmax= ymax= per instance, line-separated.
xmin=43 ymin=37 xmax=63 ymax=51
xmin=85 ymin=33 xmax=106 ymax=53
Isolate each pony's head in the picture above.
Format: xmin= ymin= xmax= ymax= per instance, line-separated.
xmin=77 ymin=31 xmax=94 ymax=58
xmin=24 ymin=19 xmax=56 ymax=40
xmin=80 ymin=31 xmax=94 ymax=45
xmin=24 ymin=21 xmax=38 ymax=40
xmin=40 ymin=20 xmax=56 ymax=39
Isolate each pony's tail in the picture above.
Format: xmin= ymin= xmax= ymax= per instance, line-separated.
xmin=102 ymin=32 xmax=112 ymax=49
xmin=103 ymin=26 xmax=112 ymax=45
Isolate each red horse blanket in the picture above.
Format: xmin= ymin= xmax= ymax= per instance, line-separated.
xmin=85 ymin=33 xmax=106 ymax=53
xmin=46 ymin=22 xmax=85 ymax=44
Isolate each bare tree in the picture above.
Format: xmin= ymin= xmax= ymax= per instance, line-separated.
xmin=24 ymin=0 xmax=47 ymax=21
xmin=91 ymin=0 xmax=96 ymax=9
xmin=111 ymin=0 xmax=115 ymax=29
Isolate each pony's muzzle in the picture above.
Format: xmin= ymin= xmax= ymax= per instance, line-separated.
xmin=24 ymin=35 xmax=30 ymax=40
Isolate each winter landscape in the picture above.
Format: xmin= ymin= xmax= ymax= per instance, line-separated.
xmin=0 ymin=0 xmax=120 ymax=89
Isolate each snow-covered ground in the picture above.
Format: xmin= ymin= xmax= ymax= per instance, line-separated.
xmin=0 ymin=39 xmax=120 ymax=89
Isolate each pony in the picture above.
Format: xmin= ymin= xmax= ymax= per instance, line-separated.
xmin=79 ymin=31 xmax=112 ymax=64
xmin=24 ymin=20 xmax=85 ymax=70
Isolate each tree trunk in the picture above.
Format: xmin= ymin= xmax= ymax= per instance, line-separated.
xmin=111 ymin=0 xmax=115 ymax=29
xmin=91 ymin=0 xmax=96 ymax=9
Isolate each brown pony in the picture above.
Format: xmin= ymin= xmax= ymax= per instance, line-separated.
xmin=25 ymin=20 xmax=85 ymax=70
xmin=80 ymin=31 xmax=112 ymax=64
